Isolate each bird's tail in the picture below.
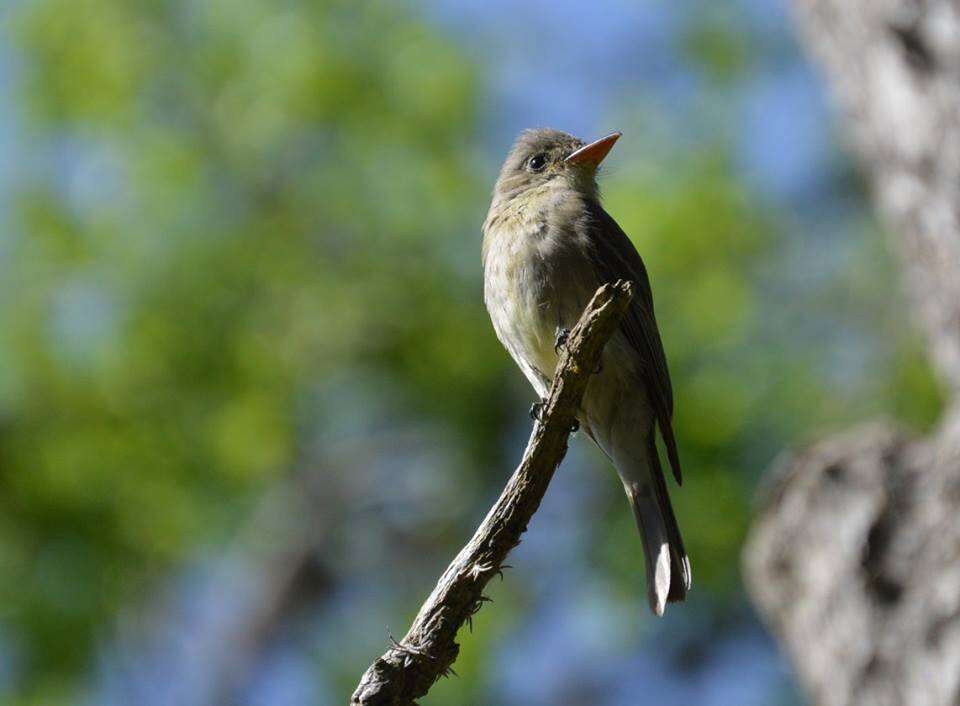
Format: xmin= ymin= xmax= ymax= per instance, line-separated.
xmin=624 ymin=441 xmax=690 ymax=616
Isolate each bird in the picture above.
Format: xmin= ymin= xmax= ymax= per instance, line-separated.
xmin=481 ymin=128 xmax=690 ymax=615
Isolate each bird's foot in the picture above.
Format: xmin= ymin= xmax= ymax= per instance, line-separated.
xmin=554 ymin=327 xmax=571 ymax=354
xmin=529 ymin=400 xmax=546 ymax=422
xmin=531 ymin=401 xmax=579 ymax=434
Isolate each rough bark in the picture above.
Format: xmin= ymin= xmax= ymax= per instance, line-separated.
xmin=745 ymin=424 xmax=960 ymax=706
xmin=350 ymin=281 xmax=634 ymax=706
xmin=744 ymin=2 xmax=960 ymax=706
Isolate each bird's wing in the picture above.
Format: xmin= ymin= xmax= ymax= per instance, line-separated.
xmin=580 ymin=201 xmax=682 ymax=485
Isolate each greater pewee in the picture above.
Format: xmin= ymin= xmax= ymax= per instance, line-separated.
xmin=482 ymin=129 xmax=690 ymax=615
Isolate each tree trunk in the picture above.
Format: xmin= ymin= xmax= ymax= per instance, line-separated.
xmin=743 ymin=2 xmax=960 ymax=705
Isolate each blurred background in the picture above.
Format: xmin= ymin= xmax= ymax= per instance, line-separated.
xmin=0 ymin=1 xmax=945 ymax=704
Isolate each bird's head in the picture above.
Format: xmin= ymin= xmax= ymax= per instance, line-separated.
xmin=491 ymin=128 xmax=621 ymax=205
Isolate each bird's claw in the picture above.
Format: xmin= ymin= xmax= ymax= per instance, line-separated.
xmin=554 ymin=327 xmax=571 ymax=354
xmin=530 ymin=401 xmax=579 ymax=433
xmin=529 ymin=400 xmax=546 ymax=422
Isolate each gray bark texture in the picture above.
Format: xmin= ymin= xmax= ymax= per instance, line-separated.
xmin=743 ymin=2 xmax=960 ymax=706
xmin=351 ymin=281 xmax=634 ymax=706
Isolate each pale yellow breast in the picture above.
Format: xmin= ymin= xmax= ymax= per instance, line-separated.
xmin=482 ymin=220 xmax=560 ymax=395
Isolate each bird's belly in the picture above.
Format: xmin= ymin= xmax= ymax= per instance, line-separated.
xmin=483 ymin=230 xmax=601 ymax=397
xmin=580 ymin=333 xmax=653 ymax=457
xmin=484 ymin=259 xmax=559 ymax=395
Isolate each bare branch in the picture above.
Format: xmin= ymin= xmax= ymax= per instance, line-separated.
xmin=350 ymin=280 xmax=634 ymax=706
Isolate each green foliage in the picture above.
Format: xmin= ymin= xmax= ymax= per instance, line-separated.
xmin=679 ymin=8 xmax=754 ymax=84
xmin=3 ymin=0 xmax=496 ymax=698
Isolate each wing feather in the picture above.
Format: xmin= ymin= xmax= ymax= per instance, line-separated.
xmin=580 ymin=201 xmax=683 ymax=485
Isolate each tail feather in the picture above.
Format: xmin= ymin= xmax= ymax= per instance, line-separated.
xmin=626 ymin=439 xmax=690 ymax=615
xmin=648 ymin=437 xmax=691 ymax=599
xmin=629 ymin=486 xmax=672 ymax=615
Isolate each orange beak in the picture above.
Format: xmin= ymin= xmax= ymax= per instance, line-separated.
xmin=565 ymin=132 xmax=622 ymax=166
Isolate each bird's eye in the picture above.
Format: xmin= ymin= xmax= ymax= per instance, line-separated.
xmin=527 ymin=153 xmax=548 ymax=172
